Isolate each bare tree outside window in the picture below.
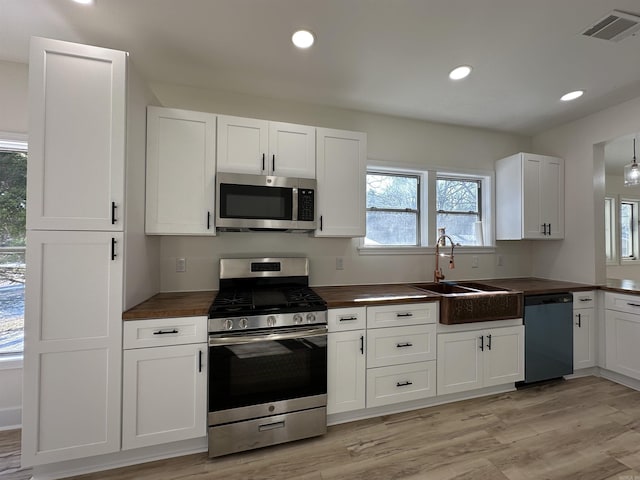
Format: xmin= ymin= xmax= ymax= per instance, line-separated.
xmin=436 ymin=177 xmax=481 ymax=245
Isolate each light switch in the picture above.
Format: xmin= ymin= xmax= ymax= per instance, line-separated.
xmin=176 ymin=257 xmax=186 ymax=272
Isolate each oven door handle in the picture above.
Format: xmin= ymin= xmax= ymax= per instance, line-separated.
xmin=208 ymin=326 xmax=328 ymax=346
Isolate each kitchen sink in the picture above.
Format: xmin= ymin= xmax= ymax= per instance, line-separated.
xmin=410 ymin=282 xmax=523 ymax=324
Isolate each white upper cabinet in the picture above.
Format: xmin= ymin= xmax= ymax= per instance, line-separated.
xmin=217 ymin=115 xmax=315 ymax=178
xmin=315 ymin=128 xmax=366 ymax=237
xmin=496 ymin=153 xmax=564 ymax=240
xmin=145 ymin=107 xmax=216 ymax=235
xmin=27 ymin=37 xmax=126 ymax=231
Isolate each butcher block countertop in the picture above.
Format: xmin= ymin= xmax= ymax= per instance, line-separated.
xmin=603 ymin=278 xmax=640 ymax=295
xmin=122 ymin=278 xmax=599 ymax=320
xmin=123 ymin=291 xmax=216 ymax=320
xmin=311 ymin=284 xmax=439 ymax=309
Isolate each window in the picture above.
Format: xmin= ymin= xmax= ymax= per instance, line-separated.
xmin=620 ymin=199 xmax=640 ymax=261
xmin=365 ymin=172 xmax=420 ymax=246
xmin=0 ymin=138 xmax=27 ymax=356
xmin=604 ymin=196 xmax=617 ymax=264
xmin=363 ymin=167 xmax=491 ymax=249
xmin=436 ymin=176 xmax=482 ymax=245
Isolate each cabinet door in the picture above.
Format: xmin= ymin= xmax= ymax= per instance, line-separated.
xmin=327 ymin=330 xmax=366 ymax=414
xmin=122 ymin=343 xmax=207 ymax=450
xmin=605 ymin=309 xmax=640 ymax=380
xmin=22 ymin=230 xmax=123 ymax=466
xmin=437 ymin=330 xmax=483 ymax=395
xmin=217 ymin=115 xmax=268 ymax=175
xmin=574 ymin=308 xmax=595 ymax=369
xmin=315 ymin=128 xmax=366 ymax=237
xmin=366 ymin=361 xmax=436 ymax=408
xmin=27 ymin=37 xmax=126 ymax=231
xmin=145 ymin=107 xmax=216 ymax=235
xmin=268 ymin=121 xmax=315 ymax=178
xmin=521 ymin=155 xmax=544 ymax=239
xmin=540 ymin=157 xmax=564 ymax=239
xmin=483 ymin=326 xmax=524 ymax=387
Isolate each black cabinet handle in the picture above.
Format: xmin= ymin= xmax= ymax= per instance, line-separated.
xmin=111 ymin=238 xmax=116 ymax=260
xmin=479 ymin=335 xmax=484 ymax=351
xmin=360 ymin=335 xmax=364 ymax=354
xmin=576 ymin=313 xmax=582 ymax=328
xmin=153 ymin=329 xmax=179 ymax=335
xmin=541 ymin=224 xmax=546 ymax=235
xmin=339 ymin=316 xmax=358 ymax=322
xmin=207 ymin=211 xmax=211 ymax=230
xmin=396 ymin=342 xmax=413 ymax=348
xmin=396 ymin=381 xmax=413 ymax=387
xmin=272 ymin=154 xmax=275 ymax=172
xmin=487 ymin=334 xmax=492 ymax=351
xmin=262 ymin=153 xmax=265 ymax=171
xmin=111 ymin=202 xmax=117 ymax=225
xmin=579 ymin=298 xmax=593 ymax=303
xmin=548 ymin=223 xmax=551 ymax=235
xmin=396 ymin=313 xmax=413 ymax=318
xmin=627 ymin=302 xmax=640 ymax=307
xmin=320 ymin=215 xmax=323 ymax=231
xmin=198 ymin=350 xmax=203 ymax=373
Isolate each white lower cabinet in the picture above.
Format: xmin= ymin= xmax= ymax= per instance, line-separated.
xmin=437 ymin=325 xmax=524 ymax=396
xmin=605 ymin=292 xmax=640 ymax=380
xmin=573 ymin=291 xmax=596 ymax=369
xmin=327 ymin=308 xmax=367 ymax=414
xmin=122 ymin=317 xmax=207 ymax=450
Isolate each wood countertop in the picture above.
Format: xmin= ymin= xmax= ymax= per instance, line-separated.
xmin=603 ymin=278 xmax=640 ymax=295
xmin=476 ymin=278 xmax=595 ymax=295
xmin=312 ymin=284 xmax=439 ymax=308
xmin=122 ymin=291 xmax=216 ymax=320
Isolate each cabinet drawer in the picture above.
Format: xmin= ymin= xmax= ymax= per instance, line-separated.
xmin=367 ymin=302 xmax=437 ymax=329
xmin=573 ymin=290 xmax=595 ymax=306
xmin=367 ymin=324 xmax=436 ymax=367
xmin=605 ymin=292 xmax=640 ymax=315
xmin=123 ymin=316 xmax=207 ymax=349
xmin=327 ymin=307 xmax=367 ymax=332
xmin=366 ymin=361 xmax=436 ymax=408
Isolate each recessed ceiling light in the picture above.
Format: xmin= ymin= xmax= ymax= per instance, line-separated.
xmin=449 ymin=65 xmax=472 ymax=80
xmin=72 ymin=0 xmax=95 ymax=4
xmin=560 ymin=90 xmax=584 ymax=102
xmin=292 ymin=30 xmax=315 ymax=49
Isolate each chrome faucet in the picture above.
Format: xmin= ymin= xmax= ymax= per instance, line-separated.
xmin=434 ymin=234 xmax=456 ymax=283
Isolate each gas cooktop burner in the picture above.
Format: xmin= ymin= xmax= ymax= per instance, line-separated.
xmin=209 ymin=286 xmax=326 ymax=318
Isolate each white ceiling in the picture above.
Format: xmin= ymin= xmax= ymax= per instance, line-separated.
xmin=2 ymin=0 xmax=640 ymax=139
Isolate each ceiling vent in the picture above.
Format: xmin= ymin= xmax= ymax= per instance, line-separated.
xmin=582 ymin=10 xmax=640 ymax=42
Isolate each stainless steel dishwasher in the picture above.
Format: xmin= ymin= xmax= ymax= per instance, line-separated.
xmin=521 ymin=293 xmax=573 ymax=384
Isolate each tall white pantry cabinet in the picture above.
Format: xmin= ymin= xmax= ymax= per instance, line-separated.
xmin=23 ymin=37 xmax=160 ymax=466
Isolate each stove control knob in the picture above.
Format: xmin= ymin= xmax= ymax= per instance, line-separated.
xmin=267 ymin=315 xmax=277 ymax=327
xmin=306 ymin=313 xmax=316 ymax=323
xmin=293 ymin=314 xmax=303 ymax=324
xmin=238 ymin=318 xmax=248 ymax=329
xmin=222 ymin=319 xmax=233 ymax=330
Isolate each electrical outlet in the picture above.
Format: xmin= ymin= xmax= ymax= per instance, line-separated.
xmin=336 ymin=257 xmax=344 ymax=270
xmin=472 ymin=256 xmax=479 ymax=268
xmin=496 ymin=254 xmax=503 ymax=267
xmin=176 ymin=257 xmax=186 ymax=272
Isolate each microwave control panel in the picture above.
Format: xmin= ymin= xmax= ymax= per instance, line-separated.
xmin=297 ymin=189 xmax=315 ymax=221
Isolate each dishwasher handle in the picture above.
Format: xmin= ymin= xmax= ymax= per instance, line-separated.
xmin=524 ymin=293 xmax=573 ymax=307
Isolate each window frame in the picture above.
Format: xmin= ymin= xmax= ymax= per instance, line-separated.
xmin=359 ymin=162 xmax=494 ymax=254
xmin=365 ymin=170 xmax=422 ymax=247
xmin=0 ymin=132 xmax=27 ymax=364
xmin=604 ymin=196 xmax=618 ymax=265
xmin=620 ymin=197 xmax=640 ymax=264
xmin=435 ymin=175 xmax=483 ymax=246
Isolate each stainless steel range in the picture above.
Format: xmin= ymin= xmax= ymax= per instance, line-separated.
xmin=207 ymin=257 xmax=328 ymax=457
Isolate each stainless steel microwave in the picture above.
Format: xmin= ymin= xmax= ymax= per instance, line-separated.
xmin=215 ymin=172 xmax=317 ymax=231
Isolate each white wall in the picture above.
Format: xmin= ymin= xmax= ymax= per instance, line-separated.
xmin=150 ymin=82 xmax=534 ymax=291
xmin=0 ymin=60 xmax=27 ymax=428
xmin=532 ymin=95 xmax=640 ymax=285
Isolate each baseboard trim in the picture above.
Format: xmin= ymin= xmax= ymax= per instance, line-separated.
xmin=0 ymin=406 xmax=21 ymax=431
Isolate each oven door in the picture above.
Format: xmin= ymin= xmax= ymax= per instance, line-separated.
xmin=208 ymin=326 xmax=327 ymax=425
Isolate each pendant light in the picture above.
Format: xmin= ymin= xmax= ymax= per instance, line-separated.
xmin=624 ymin=137 xmax=640 ymax=187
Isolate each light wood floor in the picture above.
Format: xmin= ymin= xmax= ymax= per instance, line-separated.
xmin=3 ymin=376 xmax=640 ymax=480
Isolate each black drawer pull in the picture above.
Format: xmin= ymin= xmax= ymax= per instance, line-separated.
xmin=579 ymin=298 xmax=593 ymax=302
xmin=153 ymin=329 xmax=179 ymax=335
xmin=627 ymin=302 xmax=640 ymax=307
xmin=396 ymin=313 xmax=413 ymax=318
xmin=339 ymin=316 xmax=358 ymax=322
xmin=396 ymin=342 xmax=413 ymax=348
xmin=396 ymin=381 xmax=413 ymax=387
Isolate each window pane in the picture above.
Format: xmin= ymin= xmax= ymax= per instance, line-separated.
xmin=436 ymin=178 xmax=478 ymax=212
xmin=0 ymin=150 xmax=27 ymax=355
xmin=367 ymin=174 xmax=418 ymax=210
xmin=365 ymin=211 xmax=417 ymax=246
xmin=621 ymin=202 xmax=633 ymax=258
xmin=436 ymin=213 xmax=481 ymax=245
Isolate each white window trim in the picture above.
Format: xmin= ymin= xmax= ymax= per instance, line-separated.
xmin=620 ymin=196 xmax=640 ymax=265
xmin=605 ymin=195 xmax=618 ymax=265
xmin=359 ymin=161 xmax=495 ymax=254
xmin=0 ymin=132 xmax=27 ymax=362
